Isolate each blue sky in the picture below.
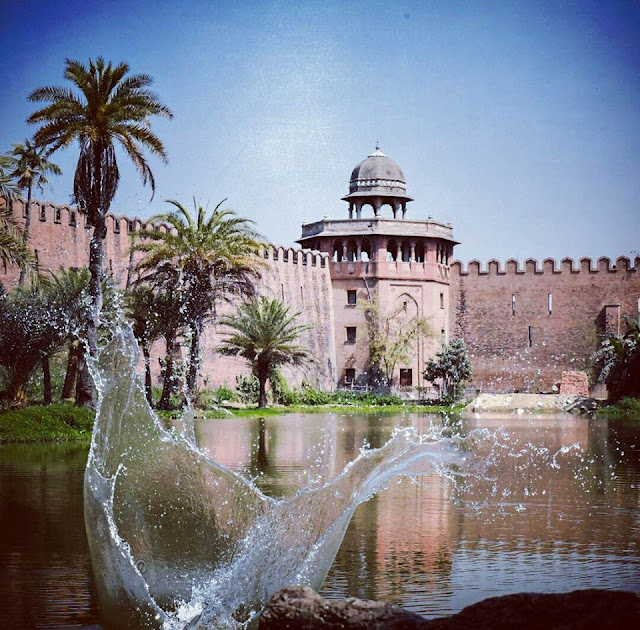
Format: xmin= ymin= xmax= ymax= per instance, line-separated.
xmin=1 ymin=0 xmax=638 ymax=263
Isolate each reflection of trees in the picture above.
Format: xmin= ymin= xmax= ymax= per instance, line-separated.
xmin=0 ymin=443 xmax=98 ymax=626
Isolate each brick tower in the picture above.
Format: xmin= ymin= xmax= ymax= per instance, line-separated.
xmin=298 ymin=145 xmax=458 ymax=389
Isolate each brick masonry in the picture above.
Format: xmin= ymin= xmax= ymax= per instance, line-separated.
xmin=448 ymin=258 xmax=640 ymax=392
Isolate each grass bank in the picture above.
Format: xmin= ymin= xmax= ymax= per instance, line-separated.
xmin=190 ymin=402 xmax=465 ymax=420
xmin=596 ymin=397 xmax=640 ymax=424
xmin=0 ymin=404 xmax=95 ymax=443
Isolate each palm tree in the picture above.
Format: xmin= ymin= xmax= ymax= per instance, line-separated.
xmin=0 ymin=206 xmax=35 ymax=281
xmin=125 ymin=285 xmax=164 ymax=405
xmin=27 ymin=57 xmax=172 ymax=360
xmin=8 ymin=139 xmax=62 ymax=284
xmin=0 ymin=155 xmax=18 ymax=200
xmin=219 ymin=296 xmax=313 ymax=408
xmin=134 ymin=198 xmax=264 ymax=398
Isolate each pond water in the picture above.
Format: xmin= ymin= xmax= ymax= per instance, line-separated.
xmin=0 ymin=411 xmax=638 ymax=628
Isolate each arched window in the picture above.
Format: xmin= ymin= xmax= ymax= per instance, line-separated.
xmin=387 ymin=239 xmax=397 ymax=261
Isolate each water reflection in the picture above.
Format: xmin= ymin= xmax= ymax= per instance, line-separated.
xmin=0 ymin=412 xmax=638 ymax=628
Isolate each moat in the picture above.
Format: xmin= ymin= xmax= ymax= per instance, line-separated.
xmin=0 ymin=411 xmax=638 ymax=629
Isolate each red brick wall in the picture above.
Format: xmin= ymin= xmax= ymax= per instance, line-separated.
xmin=449 ymin=257 xmax=640 ymax=392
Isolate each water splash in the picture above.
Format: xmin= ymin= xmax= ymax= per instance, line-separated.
xmin=84 ymin=327 xmax=492 ymax=629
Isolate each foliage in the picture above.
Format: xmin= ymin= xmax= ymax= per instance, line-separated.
xmin=598 ymin=397 xmax=640 ymax=422
xmin=212 ymin=386 xmax=237 ymax=405
xmin=0 ymin=155 xmax=19 ymax=199
xmin=235 ymin=374 xmax=260 ymax=404
xmin=28 ymin=57 xmax=172 ymax=358
xmin=423 ymin=338 xmax=473 ymax=401
xmin=295 ymin=382 xmax=331 ymax=406
xmin=0 ymin=404 xmax=94 ymax=443
xmin=361 ymin=298 xmax=432 ymax=387
xmin=219 ymin=296 xmax=313 ymax=408
xmin=329 ymin=390 xmax=403 ymax=406
xmin=134 ymin=198 xmax=264 ymax=396
xmin=593 ymin=316 xmax=640 ymax=402
xmin=6 ymin=139 xmax=62 ymax=284
xmin=0 ymin=205 xmax=35 ymax=278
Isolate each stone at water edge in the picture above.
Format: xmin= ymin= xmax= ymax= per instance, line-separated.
xmin=258 ymin=585 xmax=425 ymax=629
xmin=258 ymin=586 xmax=640 ymax=629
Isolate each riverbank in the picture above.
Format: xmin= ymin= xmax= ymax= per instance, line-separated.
xmin=0 ymin=404 xmax=94 ymax=443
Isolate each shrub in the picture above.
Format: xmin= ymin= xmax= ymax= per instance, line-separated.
xmin=212 ymin=386 xmax=237 ymax=405
xmin=296 ymin=382 xmax=330 ymax=405
xmin=235 ymin=374 xmax=259 ymax=404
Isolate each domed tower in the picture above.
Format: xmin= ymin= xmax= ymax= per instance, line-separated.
xmin=298 ymin=145 xmax=459 ymax=390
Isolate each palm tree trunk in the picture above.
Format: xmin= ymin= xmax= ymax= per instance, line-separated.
xmin=75 ymin=347 xmax=94 ymax=408
xmin=257 ymin=363 xmax=268 ymax=409
xmin=87 ymin=218 xmax=106 ymax=357
xmin=159 ymin=336 xmax=176 ymax=410
xmin=142 ymin=342 xmax=153 ymax=406
xmin=186 ymin=322 xmax=201 ymax=397
xmin=42 ymin=355 xmax=52 ymax=405
xmin=18 ymin=182 xmax=32 ymax=286
xmin=61 ymin=341 xmax=80 ymax=400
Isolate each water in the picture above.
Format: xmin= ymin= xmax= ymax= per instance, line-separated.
xmin=0 ymin=331 xmax=638 ymax=628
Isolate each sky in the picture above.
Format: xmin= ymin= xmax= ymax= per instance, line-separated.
xmin=1 ymin=0 xmax=639 ymax=263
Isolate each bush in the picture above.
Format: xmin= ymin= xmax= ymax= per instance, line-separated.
xmin=296 ymin=382 xmax=331 ymax=405
xmin=329 ymin=390 xmax=403 ymax=406
xmin=212 ymin=386 xmax=237 ymax=405
xmin=600 ymin=397 xmax=640 ymax=420
xmin=235 ymin=374 xmax=259 ymax=404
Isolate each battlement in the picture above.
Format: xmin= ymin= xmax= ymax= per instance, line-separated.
xmin=2 ymin=197 xmax=158 ymax=235
xmin=451 ymin=256 xmax=640 ymax=276
xmin=261 ymin=244 xmax=330 ymax=269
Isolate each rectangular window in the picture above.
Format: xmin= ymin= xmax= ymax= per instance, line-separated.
xmin=283 ymin=250 xmax=288 ymax=262
xmin=300 ymin=286 xmax=304 ymax=306
xmin=548 ymin=293 xmax=552 ymax=314
xmin=347 ymin=289 xmax=357 ymax=305
xmin=113 ymin=218 xmax=120 ymax=233
xmin=439 ymin=292 xmax=444 ymax=309
xmin=40 ymin=206 xmax=46 ymax=221
xmin=512 ymin=294 xmax=516 ymax=314
xmin=528 ymin=325 xmax=533 ymax=347
xmin=128 ymin=220 xmax=136 ymax=233
xmin=54 ymin=207 xmax=61 ymax=224
xmin=346 ymin=327 xmax=357 ymax=343
xmin=399 ymin=368 xmax=413 ymax=386
xmin=345 ymin=368 xmax=356 ymax=384
xmin=320 ymin=257 xmax=326 ymax=268
xmin=69 ymin=211 xmax=76 ymax=226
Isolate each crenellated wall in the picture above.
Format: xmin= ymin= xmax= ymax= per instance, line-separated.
xmin=1 ymin=199 xmax=337 ymax=391
xmin=449 ymin=256 xmax=640 ymax=392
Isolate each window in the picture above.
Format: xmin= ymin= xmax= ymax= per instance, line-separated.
xmin=283 ymin=250 xmax=288 ymax=262
xmin=512 ymin=294 xmax=516 ymax=315
xmin=128 ymin=220 xmax=136 ymax=233
xmin=54 ymin=207 xmax=61 ymax=224
xmin=347 ymin=290 xmax=357 ymax=305
xmin=40 ymin=206 xmax=46 ymax=221
xmin=345 ymin=368 xmax=356 ymax=384
xmin=439 ymin=292 xmax=444 ymax=309
xmin=528 ymin=326 xmax=534 ymax=347
xmin=346 ymin=327 xmax=357 ymax=343
xmin=399 ymin=369 xmax=413 ymax=386
xmin=548 ymin=293 xmax=553 ymax=315
xmin=69 ymin=211 xmax=76 ymax=226
xmin=113 ymin=218 xmax=120 ymax=233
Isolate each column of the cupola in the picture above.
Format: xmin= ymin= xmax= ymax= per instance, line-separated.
xmin=410 ymin=241 xmax=416 ymax=262
xmin=401 ymin=202 xmax=407 ymax=218
xmin=342 ymin=241 xmax=348 ymax=261
xmin=356 ymin=241 xmax=362 ymax=260
xmin=348 ymin=203 xmax=354 ymax=219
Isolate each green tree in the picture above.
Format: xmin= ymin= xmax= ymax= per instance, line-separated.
xmin=423 ymin=338 xmax=472 ymax=401
xmin=361 ymin=298 xmax=432 ymax=388
xmin=0 ymin=155 xmax=19 ymax=200
xmin=594 ymin=316 xmax=640 ymax=402
xmin=134 ymin=198 xmax=263 ymax=398
xmin=219 ymin=296 xmax=313 ymax=408
xmin=125 ymin=285 xmax=164 ymax=405
xmin=27 ymin=57 xmax=172 ymax=360
xmin=7 ymin=139 xmax=61 ymax=284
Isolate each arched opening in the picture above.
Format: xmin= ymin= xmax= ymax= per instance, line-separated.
xmin=401 ymin=240 xmax=411 ymax=262
xmin=347 ymin=239 xmax=358 ymax=262
xmin=360 ymin=239 xmax=372 ymax=262
xmin=332 ymin=240 xmax=340 ymax=263
xmin=387 ymin=239 xmax=398 ymax=262
xmin=415 ymin=242 xmax=425 ymax=262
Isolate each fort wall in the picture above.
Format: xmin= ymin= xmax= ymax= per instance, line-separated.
xmin=1 ymin=199 xmax=337 ymax=391
xmin=449 ymin=257 xmax=640 ymax=392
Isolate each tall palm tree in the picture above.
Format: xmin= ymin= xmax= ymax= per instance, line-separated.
xmin=27 ymin=57 xmax=172 ymax=361
xmin=8 ymin=139 xmax=62 ymax=284
xmin=219 ymin=297 xmax=313 ymax=408
xmin=134 ymin=198 xmax=264 ymax=397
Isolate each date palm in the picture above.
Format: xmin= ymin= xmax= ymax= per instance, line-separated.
xmin=0 ymin=206 xmax=35 ymax=281
xmin=219 ymin=296 xmax=313 ymax=408
xmin=27 ymin=57 xmax=172 ymax=360
xmin=134 ymin=198 xmax=264 ymax=397
xmin=8 ymin=138 xmax=62 ymax=284
xmin=0 ymin=155 xmax=18 ymax=200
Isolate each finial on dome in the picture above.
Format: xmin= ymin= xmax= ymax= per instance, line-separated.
xmin=375 ymin=140 xmax=380 ymax=151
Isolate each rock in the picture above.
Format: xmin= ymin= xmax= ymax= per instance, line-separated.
xmin=258 ymin=585 xmax=426 ymax=629
xmin=258 ymin=586 xmax=640 ymax=630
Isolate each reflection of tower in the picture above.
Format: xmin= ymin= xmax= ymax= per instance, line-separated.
xmin=298 ymin=145 xmax=459 ymax=388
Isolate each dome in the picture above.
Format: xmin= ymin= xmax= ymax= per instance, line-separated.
xmin=348 ymin=144 xmax=408 ymax=197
